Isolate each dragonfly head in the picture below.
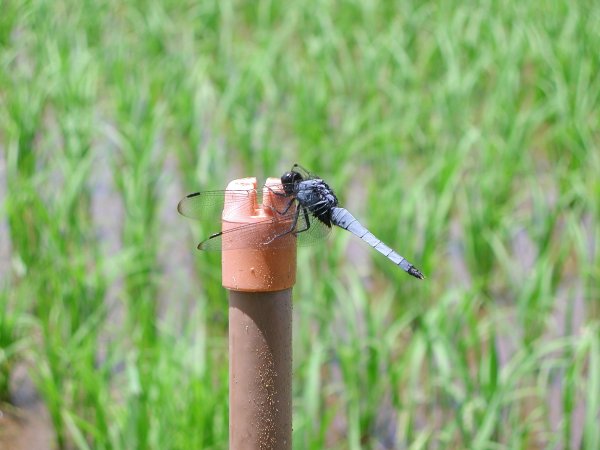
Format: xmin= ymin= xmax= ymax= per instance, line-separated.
xmin=281 ymin=170 xmax=303 ymax=195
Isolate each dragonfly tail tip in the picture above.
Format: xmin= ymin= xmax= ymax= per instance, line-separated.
xmin=408 ymin=266 xmax=425 ymax=280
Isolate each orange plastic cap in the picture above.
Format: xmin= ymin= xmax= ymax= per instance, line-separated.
xmin=221 ymin=177 xmax=297 ymax=292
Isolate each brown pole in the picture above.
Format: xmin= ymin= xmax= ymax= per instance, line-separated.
xmin=222 ymin=177 xmax=296 ymax=450
xmin=229 ymin=290 xmax=292 ymax=449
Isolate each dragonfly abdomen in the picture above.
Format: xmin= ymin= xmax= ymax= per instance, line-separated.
xmin=330 ymin=207 xmax=424 ymax=279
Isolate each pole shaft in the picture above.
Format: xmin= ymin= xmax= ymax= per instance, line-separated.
xmin=229 ymin=289 xmax=292 ymax=450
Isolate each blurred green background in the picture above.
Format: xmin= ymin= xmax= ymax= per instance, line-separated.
xmin=1 ymin=0 xmax=599 ymax=449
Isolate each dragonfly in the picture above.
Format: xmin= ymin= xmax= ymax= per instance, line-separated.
xmin=177 ymin=164 xmax=424 ymax=279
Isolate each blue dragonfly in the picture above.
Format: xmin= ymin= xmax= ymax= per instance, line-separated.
xmin=178 ymin=164 xmax=424 ymax=279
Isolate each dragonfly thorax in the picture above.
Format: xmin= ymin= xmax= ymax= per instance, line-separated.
xmin=295 ymin=179 xmax=338 ymax=227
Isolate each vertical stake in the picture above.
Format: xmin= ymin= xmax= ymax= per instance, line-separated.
xmin=222 ymin=177 xmax=296 ymax=450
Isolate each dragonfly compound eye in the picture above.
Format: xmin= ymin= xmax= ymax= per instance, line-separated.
xmin=281 ymin=171 xmax=303 ymax=194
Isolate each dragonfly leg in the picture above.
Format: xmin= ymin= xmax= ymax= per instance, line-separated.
xmin=265 ymin=185 xmax=289 ymax=199
xmin=265 ymin=205 xmax=301 ymax=244
xmin=268 ymin=196 xmax=297 ymax=217
xmin=293 ymin=207 xmax=311 ymax=235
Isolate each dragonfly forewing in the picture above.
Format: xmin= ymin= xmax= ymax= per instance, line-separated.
xmin=177 ymin=190 xmax=256 ymax=221
xmin=177 ymin=184 xmax=296 ymax=220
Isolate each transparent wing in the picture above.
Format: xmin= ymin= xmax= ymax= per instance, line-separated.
xmin=291 ymin=163 xmax=317 ymax=180
xmin=295 ymin=207 xmax=333 ymax=245
xmin=177 ymin=189 xmax=255 ymax=221
xmin=177 ymin=184 xmax=296 ymax=219
xmin=198 ymin=205 xmax=332 ymax=251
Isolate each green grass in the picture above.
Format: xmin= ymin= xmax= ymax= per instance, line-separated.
xmin=1 ymin=0 xmax=599 ymax=448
